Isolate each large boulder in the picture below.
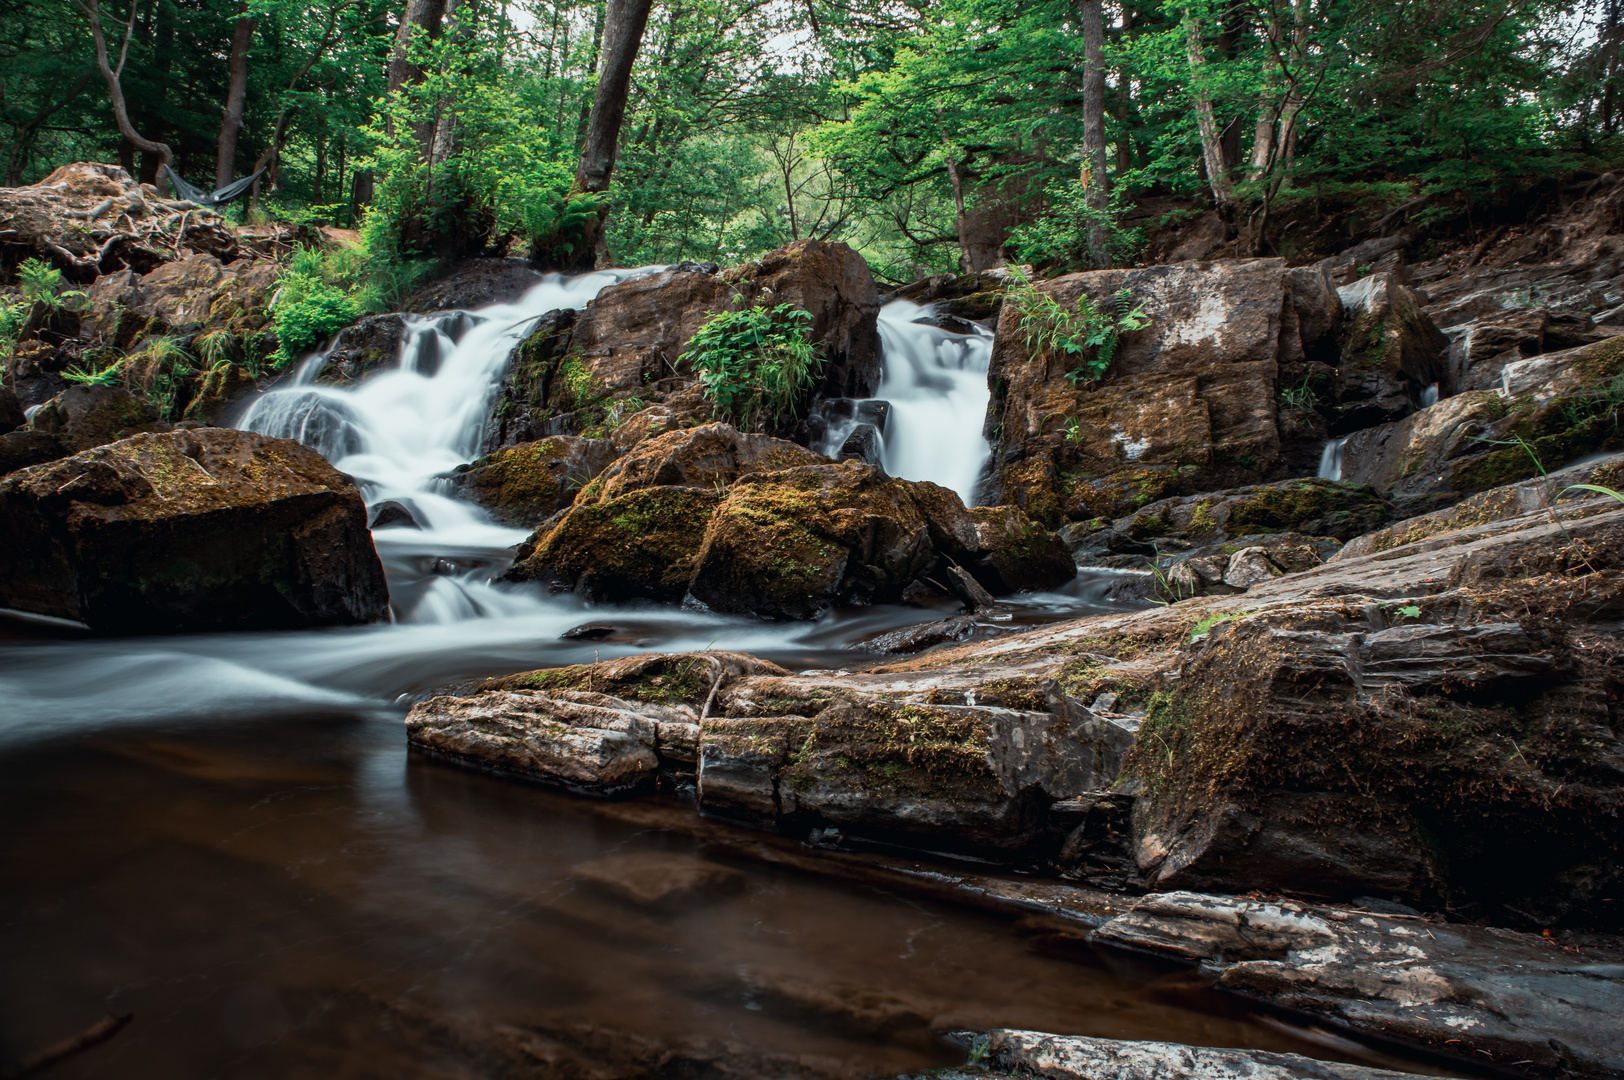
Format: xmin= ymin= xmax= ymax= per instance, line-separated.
xmin=505 ymin=449 xmax=1076 ymax=618
xmin=984 ymin=259 xmax=1342 ymax=525
xmin=0 ymin=428 xmax=388 ymax=632
xmin=0 ymin=384 xmax=171 ymax=477
xmin=80 ymin=252 xmax=278 ymax=348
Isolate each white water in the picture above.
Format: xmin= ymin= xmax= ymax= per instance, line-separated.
xmin=1319 ymin=436 xmax=1347 ymax=481
xmin=240 ymin=270 xmax=646 ymax=623
xmin=871 ymin=301 xmax=994 ymax=504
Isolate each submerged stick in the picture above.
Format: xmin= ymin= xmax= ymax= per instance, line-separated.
xmin=7 ymin=1012 xmax=133 ymax=1078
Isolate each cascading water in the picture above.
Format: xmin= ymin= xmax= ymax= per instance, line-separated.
xmin=815 ymin=300 xmax=993 ymax=505
xmin=1318 ymin=435 xmax=1348 ymax=481
xmin=240 ymin=270 xmax=645 ymax=623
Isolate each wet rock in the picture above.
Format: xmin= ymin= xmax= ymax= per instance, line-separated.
xmin=1334 ymin=272 xmax=1451 ymax=427
xmin=368 ymin=500 xmax=420 ymax=530
xmin=956 ymin=1028 xmax=1437 ymax=1080
xmin=1339 ymin=335 xmax=1624 ymax=504
xmin=400 ymin=257 xmax=544 ymax=313
xmin=0 ymin=387 xmax=26 ymax=435
xmin=572 ymin=852 xmax=744 ymax=908
xmin=802 ymin=396 xmax=891 ymax=452
xmin=27 ymin=383 xmax=168 ymax=453
xmin=1052 ymin=792 xmax=1136 ymax=877
xmin=1090 ymin=893 xmax=1624 ymax=1080
xmin=450 ymin=435 xmax=620 ymax=527
xmin=313 ymin=313 xmax=408 ymax=385
xmin=964 ymin=504 xmax=1079 ymax=592
xmin=405 ymin=688 xmax=699 ymax=795
xmin=946 ymin=564 xmax=999 ymax=613
xmin=1107 ymin=478 xmax=1390 ymax=548
xmin=508 ymin=484 xmax=722 ymax=603
xmin=985 ymin=259 xmax=1342 ymax=525
xmin=858 ymin=615 xmax=976 ymax=655
xmin=0 ymin=428 xmax=387 ymax=632
xmin=836 ymin=422 xmax=883 ymax=465
xmin=480 ymin=306 xmax=579 ymax=452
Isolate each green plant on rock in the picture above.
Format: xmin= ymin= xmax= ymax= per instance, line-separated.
xmin=15 ymin=257 xmax=85 ymax=312
xmin=687 ymin=303 xmax=824 ymax=432
xmin=195 ymin=328 xmax=237 ymax=371
xmin=1005 ymin=266 xmax=1148 ymax=385
xmin=525 ymin=187 xmax=612 ymax=266
xmin=62 ymin=359 xmax=121 ymax=386
xmin=0 ymin=298 xmax=26 ymax=351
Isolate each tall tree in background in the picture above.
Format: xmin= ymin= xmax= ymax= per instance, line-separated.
xmin=1078 ymin=0 xmax=1111 ymax=266
xmin=216 ymin=1 xmax=257 ymax=187
xmin=566 ymin=0 xmax=654 ymax=269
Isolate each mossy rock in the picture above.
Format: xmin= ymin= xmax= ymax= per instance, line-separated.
xmin=507 ymin=485 xmax=722 ymax=603
xmin=453 ymin=436 xmax=619 ymax=528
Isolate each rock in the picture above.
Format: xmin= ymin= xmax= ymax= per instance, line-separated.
xmin=858 ymin=615 xmax=977 ymax=655
xmin=697 ymin=687 xmax=1126 ymax=856
xmin=957 ymin=1028 xmax=1438 ymax=1080
xmin=576 ymin=422 xmax=825 ymax=505
xmin=835 ymin=422 xmax=883 ymax=465
xmin=27 ymin=383 xmax=167 ymax=453
xmin=0 ymin=387 xmax=26 ymax=435
xmin=450 ymin=436 xmax=620 ymax=527
xmin=405 ymin=688 xmax=699 ymax=795
xmin=80 ymin=252 xmax=277 ymax=346
xmin=508 ymin=485 xmax=722 ymax=603
xmin=1089 ymin=893 xmax=1624 ymax=1080
xmin=890 ymin=268 xmax=1011 ymax=324
xmin=1107 ymin=478 xmax=1390 ymax=547
xmin=0 ymin=428 xmax=63 ymax=476
xmin=368 ymin=500 xmax=420 ymax=529
xmin=313 ymin=313 xmax=408 ymax=385
xmin=1334 ymin=272 xmax=1451 ymax=428
xmin=984 ymin=259 xmax=1342 ymax=525
xmin=946 ymin=564 xmax=998 ymax=612
xmin=400 ymin=257 xmax=545 ymax=313
xmin=1339 ymin=335 xmax=1624 ymax=504
xmin=1337 ymin=450 xmax=1624 ymax=560
xmin=1221 ymin=545 xmax=1280 ymax=589
xmin=481 ymin=240 xmax=882 ymax=448
xmin=0 ymin=428 xmax=388 ymax=632
xmin=571 ymin=852 xmax=743 ymax=908
xmin=964 ymin=504 xmax=1079 ymax=592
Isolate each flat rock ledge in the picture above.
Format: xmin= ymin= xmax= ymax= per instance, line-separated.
xmin=936 ymin=1030 xmax=1451 ymax=1080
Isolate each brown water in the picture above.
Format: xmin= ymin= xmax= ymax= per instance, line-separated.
xmin=0 ymin=703 xmax=1432 ymax=1079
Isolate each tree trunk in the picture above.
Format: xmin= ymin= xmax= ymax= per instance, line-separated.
xmin=71 ymin=0 xmax=173 ymax=167
xmin=1185 ymin=12 xmax=1233 ymax=211
xmin=6 ymin=73 xmax=94 ymax=185
xmin=389 ymin=0 xmax=449 ymax=94
xmin=216 ymin=3 xmax=257 ymax=188
xmin=1078 ymin=0 xmax=1111 ymax=268
xmin=560 ymin=0 xmax=654 ymax=270
xmin=574 ymin=1 xmax=607 ymax=154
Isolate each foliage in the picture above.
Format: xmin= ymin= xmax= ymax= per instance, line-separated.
xmin=62 ymin=360 xmax=121 ymax=386
xmin=1005 ymin=267 xmax=1149 ymax=384
xmin=0 ymin=299 xmax=27 ymax=352
xmin=1009 ymin=178 xmax=1144 ymax=271
xmin=525 ymin=187 xmax=613 ymax=266
xmin=687 ymin=303 xmax=824 ymax=432
xmin=16 ymin=257 xmax=62 ymax=305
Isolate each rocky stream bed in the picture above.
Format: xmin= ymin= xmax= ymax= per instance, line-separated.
xmin=3 ymin=163 xmax=1624 ymax=1078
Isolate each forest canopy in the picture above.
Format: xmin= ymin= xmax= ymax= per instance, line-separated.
xmin=2 ymin=0 xmax=1620 ymax=279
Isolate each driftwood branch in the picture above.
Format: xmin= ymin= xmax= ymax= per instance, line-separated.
xmin=4 ymin=1012 xmax=133 ymax=1079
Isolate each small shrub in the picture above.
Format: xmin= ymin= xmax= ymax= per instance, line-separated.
xmin=687 ymin=303 xmax=824 ymax=432
xmin=1005 ymin=267 xmax=1148 ymax=385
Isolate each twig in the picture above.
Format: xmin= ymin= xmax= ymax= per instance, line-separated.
xmin=7 ymin=1012 xmax=133 ymax=1079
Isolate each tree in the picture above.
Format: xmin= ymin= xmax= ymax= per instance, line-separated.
xmin=216 ymin=2 xmax=257 ymax=187
xmin=69 ymin=0 xmax=172 ymax=167
xmin=563 ymin=0 xmax=654 ymax=269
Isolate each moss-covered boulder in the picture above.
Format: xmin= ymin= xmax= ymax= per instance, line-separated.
xmin=451 ymin=435 xmax=619 ymax=527
xmin=507 ymin=485 xmax=722 ymax=603
xmin=0 ymin=428 xmax=387 ymax=632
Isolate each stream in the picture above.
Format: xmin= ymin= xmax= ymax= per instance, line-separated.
xmin=0 ymin=271 xmax=1433 ymax=1075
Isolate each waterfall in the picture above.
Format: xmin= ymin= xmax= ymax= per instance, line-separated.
xmin=867 ymin=301 xmax=994 ymax=505
xmin=1318 ymin=436 xmax=1348 ymax=481
xmin=240 ymin=269 xmax=649 ymax=623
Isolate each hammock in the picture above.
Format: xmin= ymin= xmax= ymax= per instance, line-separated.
xmin=162 ymin=164 xmax=266 ymax=208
